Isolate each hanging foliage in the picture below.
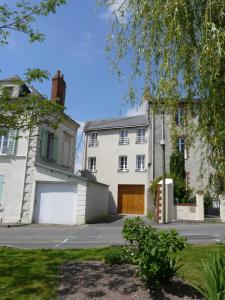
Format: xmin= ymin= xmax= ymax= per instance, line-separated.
xmin=99 ymin=0 xmax=225 ymax=189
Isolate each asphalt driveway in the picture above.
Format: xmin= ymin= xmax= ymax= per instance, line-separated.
xmin=0 ymin=216 xmax=224 ymax=249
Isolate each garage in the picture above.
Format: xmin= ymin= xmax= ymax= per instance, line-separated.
xmin=33 ymin=183 xmax=77 ymax=225
xmin=118 ymin=184 xmax=144 ymax=215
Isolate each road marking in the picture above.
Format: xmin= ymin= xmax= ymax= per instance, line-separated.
xmin=62 ymin=238 xmax=69 ymax=244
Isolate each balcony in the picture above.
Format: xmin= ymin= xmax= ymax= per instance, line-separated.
xmin=119 ymin=137 xmax=129 ymax=145
xmin=89 ymin=139 xmax=98 ymax=147
xmin=136 ymin=136 xmax=147 ymax=144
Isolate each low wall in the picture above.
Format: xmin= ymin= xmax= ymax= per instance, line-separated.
xmin=219 ymin=195 xmax=225 ymax=223
xmin=85 ymin=181 xmax=109 ymax=223
xmin=175 ymin=192 xmax=204 ymax=222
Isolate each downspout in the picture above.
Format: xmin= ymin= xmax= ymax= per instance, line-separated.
xmin=84 ymin=132 xmax=88 ymax=171
xmin=152 ymin=112 xmax=155 ymax=180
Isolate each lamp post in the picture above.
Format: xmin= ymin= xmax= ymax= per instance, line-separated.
xmin=160 ymin=111 xmax=166 ymax=223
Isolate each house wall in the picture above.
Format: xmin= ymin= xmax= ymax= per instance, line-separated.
xmin=84 ymin=127 xmax=149 ymax=214
xmin=0 ymin=132 xmax=28 ymax=223
xmin=85 ymin=181 xmax=109 ymax=222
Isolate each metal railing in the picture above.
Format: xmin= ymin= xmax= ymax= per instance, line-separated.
xmin=119 ymin=137 xmax=129 ymax=145
xmin=89 ymin=139 xmax=98 ymax=147
xmin=136 ymin=136 xmax=147 ymax=144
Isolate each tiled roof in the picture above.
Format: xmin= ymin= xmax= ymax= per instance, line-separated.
xmin=84 ymin=115 xmax=149 ymax=131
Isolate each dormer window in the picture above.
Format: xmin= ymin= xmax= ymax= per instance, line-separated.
xmin=89 ymin=132 xmax=98 ymax=147
xmin=136 ymin=128 xmax=146 ymax=144
xmin=119 ymin=130 xmax=129 ymax=145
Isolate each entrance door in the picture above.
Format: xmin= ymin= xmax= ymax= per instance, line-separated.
xmin=118 ymin=184 xmax=144 ymax=214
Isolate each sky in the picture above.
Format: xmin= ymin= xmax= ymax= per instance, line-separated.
xmin=0 ymin=0 xmax=146 ymax=170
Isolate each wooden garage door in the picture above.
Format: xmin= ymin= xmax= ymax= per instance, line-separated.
xmin=118 ymin=185 xmax=144 ymax=215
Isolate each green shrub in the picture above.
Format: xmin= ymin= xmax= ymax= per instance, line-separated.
xmin=122 ymin=217 xmax=187 ymax=285
xmin=196 ymin=251 xmax=225 ymax=300
xmin=104 ymin=247 xmax=131 ymax=265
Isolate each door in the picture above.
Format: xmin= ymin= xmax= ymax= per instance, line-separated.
xmin=34 ymin=183 xmax=77 ymax=225
xmin=118 ymin=185 xmax=144 ymax=214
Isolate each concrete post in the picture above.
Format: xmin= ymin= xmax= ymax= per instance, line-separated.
xmin=157 ymin=178 xmax=174 ymax=223
xmin=196 ymin=192 xmax=204 ymax=221
xmin=219 ymin=195 xmax=225 ymax=223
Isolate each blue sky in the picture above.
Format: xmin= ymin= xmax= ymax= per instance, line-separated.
xmin=0 ymin=0 xmax=146 ymax=169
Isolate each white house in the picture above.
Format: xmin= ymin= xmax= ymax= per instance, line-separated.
xmin=0 ymin=71 xmax=108 ymax=225
xmin=83 ymin=115 xmax=149 ymax=215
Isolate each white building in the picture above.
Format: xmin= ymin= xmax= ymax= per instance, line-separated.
xmin=83 ymin=115 xmax=149 ymax=215
xmin=0 ymin=71 xmax=108 ymax=225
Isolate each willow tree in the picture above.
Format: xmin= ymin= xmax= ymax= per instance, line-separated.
xmin=0 ymin=0 xmax=66 ymax=131
xmin=100 ymin=0 xmax=225 ymax=191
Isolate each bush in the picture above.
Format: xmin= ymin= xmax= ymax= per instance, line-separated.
xmin=122 ymin=217 xmax=187 ymax=285
xmin=104 ymin=247 xmax=131 ymax=265
xmin=196 ymin=251 xmax=225 ymax=300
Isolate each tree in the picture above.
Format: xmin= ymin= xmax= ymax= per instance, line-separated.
xmin=0 ymin=1 xmax=66 ymax=131
xmin=100 ymin=0 xmax=225 ymax=190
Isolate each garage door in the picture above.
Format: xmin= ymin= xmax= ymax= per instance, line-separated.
xmin=34 ymin=183 xmax=77 ymax=225
xmin=118 ymin=185 xmax=144 ymax=215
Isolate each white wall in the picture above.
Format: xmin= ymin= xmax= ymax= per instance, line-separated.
xmin=84 ymin=127 xmax=149 ymax=214
xmin=85 ymin=181 xmax=108 ymax=222
xmin=0 ymin=132 xmax=28 ymax=223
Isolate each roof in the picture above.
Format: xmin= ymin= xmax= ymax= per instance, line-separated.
xmin=0 ymin=75 xmax=79 ymax=128
xmin=84 ymin=115 xmax=149 ymax=131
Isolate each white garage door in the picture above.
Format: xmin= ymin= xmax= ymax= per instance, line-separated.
xmin=34 ymin=183 xmax=77 ymax=225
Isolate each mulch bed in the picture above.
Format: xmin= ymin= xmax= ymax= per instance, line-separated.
xmin=58 ymin=261 xmax=203 ymax=300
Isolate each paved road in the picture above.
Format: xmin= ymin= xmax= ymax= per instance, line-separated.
xmin=0 ymin=217 xmax=224 ymax=249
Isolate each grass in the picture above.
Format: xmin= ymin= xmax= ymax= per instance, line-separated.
xmin=0 ymin=244 xmax=225 ymax=299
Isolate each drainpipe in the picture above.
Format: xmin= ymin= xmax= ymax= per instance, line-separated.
xmin=160 ymin=112 xmax=166 ymax=223
xmin=84 ymin=132 xmax=88 ymax=171
xmin=152 ymin=112 xmax=155 ymax=181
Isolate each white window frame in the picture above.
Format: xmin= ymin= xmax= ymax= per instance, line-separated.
xmin=119 ymin=129 xmax=129 ymax=145
xmin=136 ymin=128 xmax=146 ymax=144
xmin=119 ymin=156 xmax=128 ymax=172
xmin=136 ymin=155 xmax=145 ymax=172
xmin=177 ymin=137 xmax=188 ymax=159
xmin=89 ymin=132 xmax=98 ymax=147
xmin=88 ymin=157 xmax=96 ymax=172
xmin=0 ymin=132 xmax=9 ymax=155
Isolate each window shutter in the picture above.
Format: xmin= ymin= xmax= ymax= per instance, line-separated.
xmin=0 ymin=176 xmax=4 ymax=202
xmin=52 ymin=135 xmax=59 ymax=161
xmin=40 ymin=128 xmax=47 ymax=158
xmin=7 ymin=129 xmax=17 ymax=155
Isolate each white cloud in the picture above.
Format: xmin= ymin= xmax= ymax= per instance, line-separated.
xmin=70 ymin=33 xmax=101 ymax=61
xmin=125 ymin=102 xmax=148 ymax=116
xmin=99 ymin=0 xmax=128 ymax=24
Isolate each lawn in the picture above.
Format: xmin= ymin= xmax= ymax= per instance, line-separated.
xmin=0 ymin=244 xmax=224 ymax=300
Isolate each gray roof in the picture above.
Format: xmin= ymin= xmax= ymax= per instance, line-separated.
xmin=84 ymin=115 xmax=149 ymax=131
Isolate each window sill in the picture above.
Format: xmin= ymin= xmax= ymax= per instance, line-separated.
xmin=89 ymin=170 xmax=97 ymax=173
xmin=118 ymin=169 xmax=129 ymax=173
xmin=135 ymin=169 xmax=147 ymax=172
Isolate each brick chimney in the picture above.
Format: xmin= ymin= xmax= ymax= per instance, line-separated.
xmin=51 ymin=70 xmax=66 ymax=106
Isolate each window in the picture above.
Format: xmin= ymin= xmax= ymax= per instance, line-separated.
xmin=88 ymin=157 xmax=96 ymax=172
xmin=119 ymin=156 xmax=128 ymax=172
xmin=40 ymin=128 xmax=58 ymax=161
xmin=119 ymin=130 xmax=129 ymax=145
xmin=177 ymin=137 xmax=188 ymax=159
xmin=62 ymin=132 xmax=72 ymax=167
xmin=0 ymin=176 xmax=4 ymax=203
xmin=0 ymin=130 xmax=17 ymax=155
xmin=176 ymin=107 xmax=185 ymax=126
xmin=89 ymin=132 xmax=98 ymax=147
xmin=0 ymin=132 xmax=9 ymax=155
xmin=136 ymin=155 xmax=145 ymax=171
xmin=136 ymin=128 xmax=146 ymax=143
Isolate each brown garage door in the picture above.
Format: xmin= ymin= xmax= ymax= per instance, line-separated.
xmin=118 ymin=185 xmax=144 ymax=215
